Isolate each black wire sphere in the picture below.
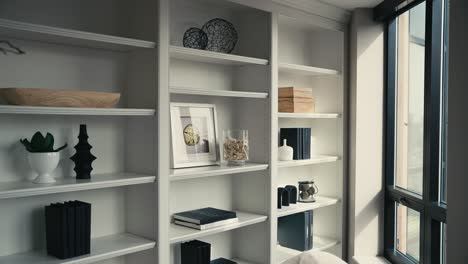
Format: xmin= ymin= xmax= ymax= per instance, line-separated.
xmin=183 ymin=27 xmax=208 ymax=50
xmin=202 ymin=18 xmax=238 ymax=54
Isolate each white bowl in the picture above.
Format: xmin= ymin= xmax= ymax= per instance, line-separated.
xmin=28 ymin=152 xmax=60 ymax=184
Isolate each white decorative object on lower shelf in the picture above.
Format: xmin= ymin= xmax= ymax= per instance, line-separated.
xmin=169 ymin=211 xmax=268 ymax=244
xmin=277 ymin=196 xmax=340 ymax=217
xmin=27 ymin=152 xmax=60 ymax=184
xmin=0 ymin=173 xmax=156 ymax=199
xmin=0 ymin=233 xmax=156 ymax=264
xmin=169 ymin=163 xmax=268 ymax=181
xmin=276 ymin=236 xmax=340 ymax=263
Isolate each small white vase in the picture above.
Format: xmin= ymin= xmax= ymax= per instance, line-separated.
xmin=28 ymin=152 xmax=60 ymax=184
xmin=278 ymin=139 xmax=294 ymax=161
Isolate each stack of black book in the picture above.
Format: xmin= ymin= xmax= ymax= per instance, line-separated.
xmin=45 ymin=201 xmax=91 ymax=259
xmin=279 ymin=128 xmax=311 ymax=160
xmin=174 ymin=207 xmax=238 ymax=230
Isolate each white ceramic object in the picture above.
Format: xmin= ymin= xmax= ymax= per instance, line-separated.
xmin=278 ymin=139 xmax=294 ymax=161
xmin=28 ymin=152 xmax=60 ymax=184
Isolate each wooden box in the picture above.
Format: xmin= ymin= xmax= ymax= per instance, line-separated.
xmin=278 ymin=87 xmax=315 ymax=113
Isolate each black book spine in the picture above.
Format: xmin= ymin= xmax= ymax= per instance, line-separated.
xmin=75 ymin=201 xmax=84 ymax=256
xmin=84 ymin=202 xmax=91 ymax=254
xmin=45 ymin=205 xmax=53 ymax=255
xmin=65 ymin=202 xmax=76 ymax=258
xmin=51 ymin=203 xmax=59 ymax=257
xmin=58 ymin=203 xmax=69 ymax=259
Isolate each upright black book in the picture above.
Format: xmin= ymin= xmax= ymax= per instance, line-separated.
xmin=45 ymin=201 xmax=91 ymax=260
xmin=181 ymin=240 xmax=211 ymax=264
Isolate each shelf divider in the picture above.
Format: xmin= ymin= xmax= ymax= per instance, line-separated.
xmin=278 ymin=156 xmax=340 ymax=168
xmin=0 ymin=105 xmax=155 ymax=116
xmin=170 ymin=163 xmax=268 ymax=181
xmin=169 ymin=211 xmax=268 ymax=244
xmin=277 ymin=196 xmax=340 ymax=218
xmin=279 ymin=63 xmax=339 ymax=76
xmin=170 ymin=87 xmax=269 ymax=99
xmin=276 ymin=236 xmax=340 ymax=263
xmin=170 ymin=46 xmax=269 ymax=66
xmin=0 ymin=18 xmax=156 ymax=51
xmin=278 ymin=113 xmax=341 ymax=119
xmin=0 ymin=233 xmax=156 ymax=264
xmin=0 ymin=173 xmax=156 ymax=199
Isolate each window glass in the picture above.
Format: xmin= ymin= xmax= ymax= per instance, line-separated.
xmin=396 ymin=203 xmax=420 ymax=261
xmin=395 ymin=2 xmax=426 ymax=195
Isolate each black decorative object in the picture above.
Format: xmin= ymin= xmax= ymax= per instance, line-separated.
xmin=211 ymin=258 xmax=237 ymax=264
xmin=285 ymin=185 xmax=298 ymax=204
xmin=202 ymin=18 xmax=238 ymax=54
xmin=181 ymin=240 xmax=211 ymax=264
xmin=70 ymin=124 xmax=96 ymax=179
xmin=277 ymin=187 xmax=291 ymax=209
xmin=183 ymin=27 xmax=208 ymax=50
xmin=45 ymin=201 xmax=91 ymax=259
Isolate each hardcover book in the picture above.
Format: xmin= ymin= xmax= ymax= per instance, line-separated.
xmin=174 ymin=207 xmax=237 ymax=225
xmin=278 ymin=211 xmax=313 ymax=251
xmin=211 ymin=258 xmax=237 ymax=264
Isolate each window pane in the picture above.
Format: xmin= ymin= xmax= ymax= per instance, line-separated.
xmin=441 ymin=223 xmax=447 ymax=263
xmin=440 ymin=0 xmax=449 ymax=203
xmin=395 ymin=2 xmax=426 ymax=195
xmin=396 ymin=203 xmax=420 ymax=261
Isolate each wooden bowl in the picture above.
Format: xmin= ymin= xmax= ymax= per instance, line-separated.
xmin=0 ymin=88 xmax=121 ymax=108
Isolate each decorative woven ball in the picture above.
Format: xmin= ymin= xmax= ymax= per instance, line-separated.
xmin=202 ymin=18 xmax=238 ymax=54
xmin=183 ymin=27 xmax=208 ymax=50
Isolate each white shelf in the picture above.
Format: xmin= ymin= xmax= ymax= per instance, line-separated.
xmin=169 ymin=211 xmax=268 ymax=244
xmin=0 ymin=173 xmax=156 ymax=199
xmin=170 ymin=87 xmax=269 ymax=99
xmin=170 ymin=46 xmax=269 ymax=66
xmin=277 ymin=196 xmax=340 ymax=218
xmin=0 ymin=105 xmax=155 ymax=116
xmin=0 ymin=233 xmax=156 ymax=264
xmin=170 ymin=163 xmax=268 ymax=181
xmin=0 ymin=19 xmax=156 ymax=51
xmin=278 ymin=113 xmax=341 ymax=119
xmin=276 ymin=236 xmax=340 ymax=263
xmin=279 ymin=63 xmax=339 ymax=76
xmin=278 ymin=156 xmax=340 ymax=168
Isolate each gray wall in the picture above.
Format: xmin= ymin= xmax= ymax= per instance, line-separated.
xmin=447 ymin=0 xmax=468 ymax=262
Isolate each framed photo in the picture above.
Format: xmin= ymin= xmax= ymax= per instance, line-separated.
xmin=170 ymin=103 xmax=219 ymax=168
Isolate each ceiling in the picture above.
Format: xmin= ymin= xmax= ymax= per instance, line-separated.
xmin=318 ymin=0 xmax=383 ymax=10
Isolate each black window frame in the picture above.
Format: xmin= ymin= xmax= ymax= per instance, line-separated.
xmin=377 ymin=0 xmax=448 ymax=263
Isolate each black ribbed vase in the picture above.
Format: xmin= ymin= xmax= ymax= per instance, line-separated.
xmin=70 ymin=124 xmax=96 ymax=179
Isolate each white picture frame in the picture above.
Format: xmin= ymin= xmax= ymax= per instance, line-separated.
xmin=170 ymin=102 xmax=219 ymax=169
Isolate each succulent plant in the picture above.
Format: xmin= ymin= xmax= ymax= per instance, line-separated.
xmin=20 ymin=132 xmax=68 ymax=153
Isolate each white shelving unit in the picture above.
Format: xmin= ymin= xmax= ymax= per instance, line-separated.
xmin=0 ymin=233 xmax=156 ymax=264
xmin=0 ymin=0 xmax=347 ymax=263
